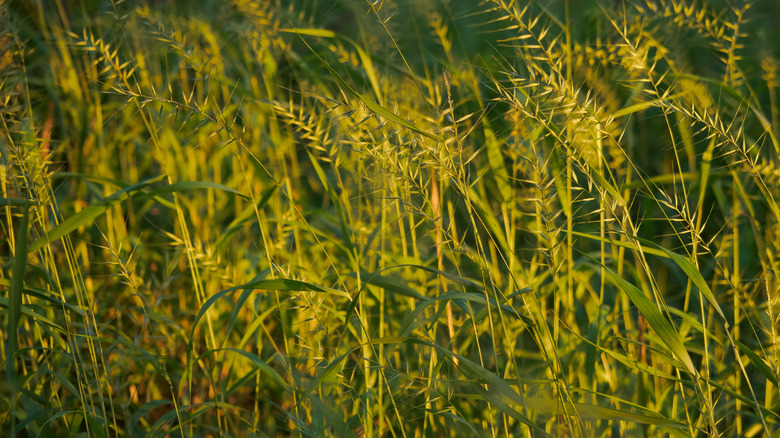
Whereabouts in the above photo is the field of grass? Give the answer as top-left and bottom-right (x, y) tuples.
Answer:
(2, 0), (779, 436)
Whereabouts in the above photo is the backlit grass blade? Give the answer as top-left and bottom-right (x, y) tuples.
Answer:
(483, 123), (512, 203)
(7, 205), (29, 386)
(612, 94), (683, 118)
(465, 185), (514, 257)
(593, 261), (697, 377)
(571, 328), (682, 382)
(278, 28), (336, 38)
(140, 180), (248, 200)
(522, 397), (685, 428)
(734, 340), (779, 386)
(28, 175), (166, 252)
(305, 149), (355, 257)
(347, 271), (425, 300)
(309, 395), (359, 438)
(215, 184), (277, 250)
(29, 176), (248, 252)
(0, 296), (65, 333)
(0, 279), (85, 316)
(194, 348), (286, 388)
(575, 231), (727, 323)
(358, 93), (444, 142)
(634, 237), (727, 322)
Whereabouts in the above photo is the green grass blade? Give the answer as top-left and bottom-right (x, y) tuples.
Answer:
(215, 184), (277, 250)
(279, 28), (381, 100)
(29, 175), (166, 252)
(734, 340), (779, 386)
(484, 125), (512, 204)
(358, 93), (443, 142)
(7, 206), (29, 386)
(0, 296), (66, 333)
(347, 271), (425, 300)
(196, 348), (286, 387)
(29, 176), (246, 252)
(309, 395), (359, 438)
(0, 198), (37, 207)
(634, 237), (727, 322)
(140, 180), (248, 200)
(593, 261), (697, 377)
(0, 279), (85, 316)
(571, 328), (683, 382)
(400, 264), (486, 293)
(305, 149), (355, 257)
(575, 231), (727, 323)
(523, 397), (685, 428)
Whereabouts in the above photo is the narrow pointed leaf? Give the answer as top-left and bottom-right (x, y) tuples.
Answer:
(598, 263), (697, 376)
(29, 175), (165, 252)
(7, 206), (29, 385)
(735, 341), (778, 386)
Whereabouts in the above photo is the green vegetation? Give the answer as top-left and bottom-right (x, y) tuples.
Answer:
(2, 0), (779, 436)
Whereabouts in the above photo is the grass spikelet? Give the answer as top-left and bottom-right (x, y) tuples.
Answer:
(2, 0), (779, 436)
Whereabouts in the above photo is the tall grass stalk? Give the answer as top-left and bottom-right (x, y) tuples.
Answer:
(2, 0), (779, 436)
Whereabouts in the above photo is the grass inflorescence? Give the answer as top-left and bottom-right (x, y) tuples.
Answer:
(1, 0), (779, 436)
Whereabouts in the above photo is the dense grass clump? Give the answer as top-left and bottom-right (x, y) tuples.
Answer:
(2, 0), (779, 436)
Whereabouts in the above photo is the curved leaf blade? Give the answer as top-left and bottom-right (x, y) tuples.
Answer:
(599, 263), (697, 377)
(29, 175), (165, 252)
